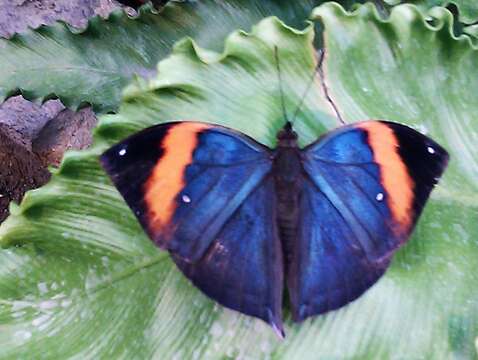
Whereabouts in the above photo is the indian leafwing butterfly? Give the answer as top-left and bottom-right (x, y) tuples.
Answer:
(100, 48), (449, 338)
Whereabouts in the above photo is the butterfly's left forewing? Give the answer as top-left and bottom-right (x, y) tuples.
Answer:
(101, 122), (272, 262)
(288, 121), (449, 321)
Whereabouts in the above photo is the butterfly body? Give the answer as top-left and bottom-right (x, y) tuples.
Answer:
(272, 122), (303, 269)
(101, 119), (448, 337)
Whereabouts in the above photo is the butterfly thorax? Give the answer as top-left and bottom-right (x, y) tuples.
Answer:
(274, 123), (303, 268)
(274, 123), (301, 181)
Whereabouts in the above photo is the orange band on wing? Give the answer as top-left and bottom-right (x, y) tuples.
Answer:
(143, 122), (210, 239)
(357, 122), (415, 231)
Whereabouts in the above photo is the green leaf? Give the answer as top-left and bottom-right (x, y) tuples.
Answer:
(0, 0), (341, 113)
(384, 0), (478, 24)
(1, 2), (478, 358)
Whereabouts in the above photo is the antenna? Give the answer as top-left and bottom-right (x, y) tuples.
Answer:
(290, 49), (324, 125)
(274, 46), (290, 125)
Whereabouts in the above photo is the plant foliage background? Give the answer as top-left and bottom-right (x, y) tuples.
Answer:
(0, 0), (477, 358)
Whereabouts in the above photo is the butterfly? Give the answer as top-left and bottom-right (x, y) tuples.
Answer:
(100, 49), (449, 338)
(100, 117), (448, 337)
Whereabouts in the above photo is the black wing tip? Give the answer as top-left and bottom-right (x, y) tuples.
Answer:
(384, 121), (450, 215)
(99, 144), (119, 174)
(99, 137), (139, 179)
(380, 120), (450, 162)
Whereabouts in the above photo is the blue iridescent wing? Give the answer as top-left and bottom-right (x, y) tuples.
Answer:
(101, 122), (272, 261)
(101, 122), (284, 333)
(173, 175), (284, 336)
(289, 121), (449, 321)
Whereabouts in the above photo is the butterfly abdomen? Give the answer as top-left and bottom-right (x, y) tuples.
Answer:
(273, 145), (303, 268)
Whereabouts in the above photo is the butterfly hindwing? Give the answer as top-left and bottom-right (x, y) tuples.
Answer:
(173, 175), (284, 335)
(287, 176), (390, 320)
(288, 120), (449, 321)
(100, 122), (272, 262)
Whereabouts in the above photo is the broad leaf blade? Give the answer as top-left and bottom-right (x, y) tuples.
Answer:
(1, 3), (477, 359)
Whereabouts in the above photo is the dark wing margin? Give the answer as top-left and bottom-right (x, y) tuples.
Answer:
(288, 120), (448, 321)
(173, 176), (285, 336)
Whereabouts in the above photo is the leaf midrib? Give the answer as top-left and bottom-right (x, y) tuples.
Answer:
(87, 253), (169, 295)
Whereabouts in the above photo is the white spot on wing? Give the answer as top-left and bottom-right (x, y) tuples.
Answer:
(182, 195), (191, 203)
(427, 146), (435, 154)
(118, 148), (127, 156)
(376, 193), (384, 201)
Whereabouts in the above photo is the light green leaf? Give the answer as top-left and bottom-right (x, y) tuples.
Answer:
(1, 2), (477, 358)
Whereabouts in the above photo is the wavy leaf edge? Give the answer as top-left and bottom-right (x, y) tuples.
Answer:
(0, 1), (477, 112)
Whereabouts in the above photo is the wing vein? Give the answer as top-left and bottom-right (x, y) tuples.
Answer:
(189, 164), (272, 259)
(304, 166), (378, 261)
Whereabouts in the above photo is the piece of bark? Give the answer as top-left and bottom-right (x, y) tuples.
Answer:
(0, 0), (121, 38)
(0, 96), (64, 149)
(0, 0), (125, 224)
(33, 107), (98, 167)
(0, 124), (50, 223)
(0, 101), (98, 223)
(0, 96), (64, 222)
